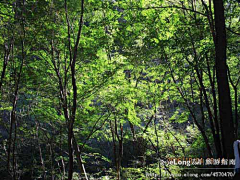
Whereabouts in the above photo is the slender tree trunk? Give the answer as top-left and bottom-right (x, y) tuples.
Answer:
(154, 104), (161, 179)
(36, 122), (47, 180)
(199, 87), (205, 130)
(117, 123), (123, 180)
(233, 87), (238, 137)
(67, 128), (74, 180)
(64, 0), (84, 178)
(0, 42), (12, 90)
(49, 142), (55, 180)
(73, 135), (88, 180)
(7, 36), (24, 179)
(12, 119), (18, 180)
(206, 56), (219, 143)
(110, 121), (117, 179)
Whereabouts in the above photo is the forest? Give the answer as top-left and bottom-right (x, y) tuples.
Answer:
(0, 0), (239, 179)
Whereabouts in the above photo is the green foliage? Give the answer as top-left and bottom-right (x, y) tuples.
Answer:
(0, 0), (239, 179)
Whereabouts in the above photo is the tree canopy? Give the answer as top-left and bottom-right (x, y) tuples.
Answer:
(0, 0), (239, 179)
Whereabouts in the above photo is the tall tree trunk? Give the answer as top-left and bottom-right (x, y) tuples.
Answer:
(213, 0), (235, 158)
(63, 0), (84, 179)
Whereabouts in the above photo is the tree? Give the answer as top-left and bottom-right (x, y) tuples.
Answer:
(0, 0), (239, 179)
(213, 0), (235, 158)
